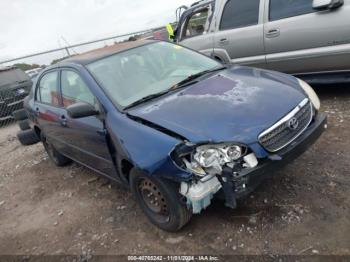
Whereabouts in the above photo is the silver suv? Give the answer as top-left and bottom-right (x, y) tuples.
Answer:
(174, 0), (350, 83)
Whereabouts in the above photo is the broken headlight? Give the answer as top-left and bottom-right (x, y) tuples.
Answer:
(182, 143), (247, 176)
(297, 78), (320, 111)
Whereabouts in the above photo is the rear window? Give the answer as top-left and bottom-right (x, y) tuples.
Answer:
(0, 68), (29, 86)
(269, 0), (315, 21)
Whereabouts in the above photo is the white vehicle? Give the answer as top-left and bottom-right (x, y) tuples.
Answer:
(25, 68), (42, 80)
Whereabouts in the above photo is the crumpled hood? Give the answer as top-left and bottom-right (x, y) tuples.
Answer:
(128, 66), (307, 144)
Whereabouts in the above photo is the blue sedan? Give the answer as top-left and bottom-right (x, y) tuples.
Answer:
(25, 40), (327, 231)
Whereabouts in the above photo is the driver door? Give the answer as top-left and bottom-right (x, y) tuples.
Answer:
(56, 69), (116, 178)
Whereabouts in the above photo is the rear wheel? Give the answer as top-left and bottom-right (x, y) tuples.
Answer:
(18, 119), (31, 131)
(130, 169), (192, 232)
(41, 133), (71, 166)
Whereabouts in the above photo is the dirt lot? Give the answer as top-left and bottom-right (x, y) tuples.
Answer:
(0, 86), (349, 257)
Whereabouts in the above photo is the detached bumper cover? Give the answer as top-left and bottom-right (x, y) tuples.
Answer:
(225, 112), (327, 200)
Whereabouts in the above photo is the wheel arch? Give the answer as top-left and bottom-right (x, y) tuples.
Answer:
(119, 158), (134, 183)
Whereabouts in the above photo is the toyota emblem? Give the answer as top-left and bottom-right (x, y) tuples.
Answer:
(288, 117), (299, 130)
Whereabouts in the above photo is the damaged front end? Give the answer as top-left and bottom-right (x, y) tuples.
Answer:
(171, 109), (327, 215)
(171, 142), (259, 214)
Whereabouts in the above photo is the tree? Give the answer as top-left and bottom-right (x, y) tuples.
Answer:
(14, 63), (42, 71)
(50, 55), (76, 65)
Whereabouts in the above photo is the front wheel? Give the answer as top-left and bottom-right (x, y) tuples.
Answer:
(129, 169), (192, 232)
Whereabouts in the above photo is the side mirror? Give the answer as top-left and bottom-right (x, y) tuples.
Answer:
(66, 102), (99, 119)
(313, 0), (344, 10)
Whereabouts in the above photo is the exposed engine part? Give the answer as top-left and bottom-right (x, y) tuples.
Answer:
(183, 158), (206, 176)
(180, 152), (260, 212)
(180, 176), (222, 214)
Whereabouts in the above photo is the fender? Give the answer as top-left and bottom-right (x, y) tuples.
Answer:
(105, 110), (193, 182)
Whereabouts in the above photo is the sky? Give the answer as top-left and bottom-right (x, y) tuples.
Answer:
(0, 0), (194, 65)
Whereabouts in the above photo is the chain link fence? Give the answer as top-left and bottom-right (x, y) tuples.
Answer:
(0, 27), (170, 130)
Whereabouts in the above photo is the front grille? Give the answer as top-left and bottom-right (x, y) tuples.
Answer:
(0, 89), (28, 104)
(0, 89), (28, 118)
(258, 98), (313, 152)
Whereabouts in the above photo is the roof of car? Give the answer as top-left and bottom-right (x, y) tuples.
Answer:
(62, 39), (157, 65)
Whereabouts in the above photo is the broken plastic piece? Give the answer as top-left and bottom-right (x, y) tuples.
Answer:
(217, 166), (237, 209)
(243, 153), (258, 168)
(268, 154), (283, 161)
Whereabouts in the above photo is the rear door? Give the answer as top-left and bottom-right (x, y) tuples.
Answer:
(56, 69), (116, 177)
(178, 2), (215, 58)
(34, 70), (63, 148)
(213, 0), (266, 67)
(264, 0), (350, 74)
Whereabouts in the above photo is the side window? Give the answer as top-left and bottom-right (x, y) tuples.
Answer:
(182, 8), (209, 39)
(37, 71), (60, 106)
(220, 0), (260, 31)
(270, 0), (315, 21)
(60, 70), (96, 107)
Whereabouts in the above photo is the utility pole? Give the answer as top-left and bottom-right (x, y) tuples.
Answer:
(65, 47), (71, 57)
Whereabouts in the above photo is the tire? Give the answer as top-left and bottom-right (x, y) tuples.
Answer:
(41, 133), (71, 167)
(12, 109), (28, 121)
(18, 119), (31, 131)
(130, 169), (192, 232)
(17, 129), (40, 146)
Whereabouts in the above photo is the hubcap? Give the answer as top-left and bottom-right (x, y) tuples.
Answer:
(138, 178), (169, 219)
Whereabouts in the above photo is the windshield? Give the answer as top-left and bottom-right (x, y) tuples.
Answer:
(0, 68), (30, 87)
(87, 41), (221, 108)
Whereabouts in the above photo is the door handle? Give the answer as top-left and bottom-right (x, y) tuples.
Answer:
(266, 29), (280, 38)
(59, 115), (67, 127)
(35, 107), (40, 116)
(219, 38), (229, 45)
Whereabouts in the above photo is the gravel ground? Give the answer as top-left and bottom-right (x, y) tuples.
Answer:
(0, 86), (349, 257)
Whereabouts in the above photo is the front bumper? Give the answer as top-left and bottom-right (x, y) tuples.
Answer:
(225, 112), (328, 201)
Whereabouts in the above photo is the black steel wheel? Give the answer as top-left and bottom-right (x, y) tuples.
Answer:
(130, 169), (192, 232)
(139, 177), (170, 223)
